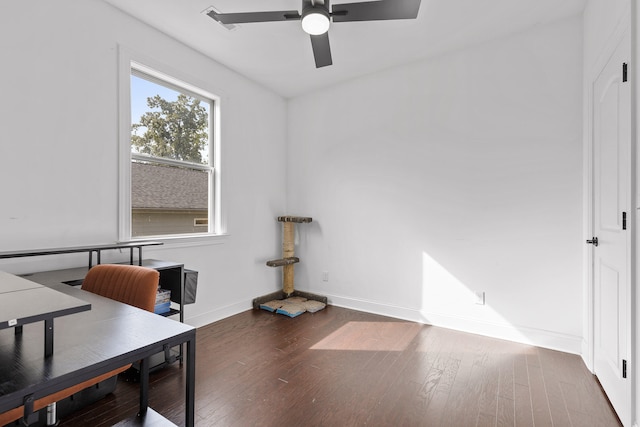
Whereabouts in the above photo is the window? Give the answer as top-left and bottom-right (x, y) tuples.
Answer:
(124, 62), (220, 239)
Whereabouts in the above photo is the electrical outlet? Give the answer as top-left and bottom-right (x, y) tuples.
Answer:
(322, 271), (329, 282)
(474, 291), (485, 305)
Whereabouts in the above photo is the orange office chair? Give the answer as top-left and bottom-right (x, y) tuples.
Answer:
(0, 264), (160, 426)
(81, 264), (159, 312)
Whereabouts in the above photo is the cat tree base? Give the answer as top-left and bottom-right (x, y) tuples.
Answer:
(253, 290), (328, 317)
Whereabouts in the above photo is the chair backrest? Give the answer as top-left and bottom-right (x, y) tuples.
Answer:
(81, 264), (159, 312)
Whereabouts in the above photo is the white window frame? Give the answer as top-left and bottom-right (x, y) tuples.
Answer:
(118, 48), (224, 242)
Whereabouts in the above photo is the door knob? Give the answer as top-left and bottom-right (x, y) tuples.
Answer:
(586, 237), (599, 247)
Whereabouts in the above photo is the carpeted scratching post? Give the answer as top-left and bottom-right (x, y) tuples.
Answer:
(253, 216), (327, 317)
(281, 218), (296, 295)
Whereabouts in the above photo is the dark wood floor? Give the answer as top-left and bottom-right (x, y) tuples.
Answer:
(60, 306), (621, 426)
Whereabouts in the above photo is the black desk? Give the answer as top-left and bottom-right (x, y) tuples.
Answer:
(25, 261), (188, 371)
(0, 271), (91, 357)
(0, 278), (196, 426)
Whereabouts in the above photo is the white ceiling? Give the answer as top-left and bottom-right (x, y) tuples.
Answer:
(102, 0), (586, 98)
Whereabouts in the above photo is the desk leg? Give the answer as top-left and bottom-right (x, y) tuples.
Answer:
(138, 357), (149, 418)
(44, 319), (53, 357)
(186, 337), (195, 427)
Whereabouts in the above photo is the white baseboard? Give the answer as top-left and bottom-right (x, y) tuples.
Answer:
(184, 299), (252, 329)
(326, 293), (582, 355)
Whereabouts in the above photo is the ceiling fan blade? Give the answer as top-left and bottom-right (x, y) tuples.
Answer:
(207, 10), (301, 25)
(310, 33), (332, 68)
(331, 0), (421, 22)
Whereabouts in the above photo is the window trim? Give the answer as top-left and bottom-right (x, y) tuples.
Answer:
(118, 47), (224, 243)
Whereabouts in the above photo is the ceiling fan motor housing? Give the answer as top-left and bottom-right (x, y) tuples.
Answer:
(301, 3), (331, 35)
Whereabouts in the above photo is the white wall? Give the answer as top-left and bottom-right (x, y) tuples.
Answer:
(636, 3), (640, 425)
(0, 0), (288, 327)
(287, 16), (584, 353)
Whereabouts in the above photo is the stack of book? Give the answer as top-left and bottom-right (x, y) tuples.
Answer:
(154, 288), (171, 314)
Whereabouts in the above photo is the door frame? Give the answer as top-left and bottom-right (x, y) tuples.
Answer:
(584, 7), (636, 426)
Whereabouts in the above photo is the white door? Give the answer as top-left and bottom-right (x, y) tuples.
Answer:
(592, 32), (631, 426)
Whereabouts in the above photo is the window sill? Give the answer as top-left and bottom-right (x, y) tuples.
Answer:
(125, 233), (228, 250)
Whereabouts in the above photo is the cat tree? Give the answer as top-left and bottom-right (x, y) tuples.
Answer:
(252, 216), (327, 317)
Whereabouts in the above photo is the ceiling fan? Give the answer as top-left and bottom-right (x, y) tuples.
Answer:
(207, 0), (422, 68)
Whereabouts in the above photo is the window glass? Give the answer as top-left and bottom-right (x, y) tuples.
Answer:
(130, 70), (214, 238)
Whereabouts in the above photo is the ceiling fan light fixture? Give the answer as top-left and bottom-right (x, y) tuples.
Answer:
(301, 8), (330, 35)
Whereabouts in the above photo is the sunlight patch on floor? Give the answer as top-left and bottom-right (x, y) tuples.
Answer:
(310, 321), (422, 351)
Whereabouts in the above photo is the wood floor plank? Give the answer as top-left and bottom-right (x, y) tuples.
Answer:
(497, 354), (515, 400)
(57, 306), (622, 427)
(527, 363), (553, 426)
(476, 364), (499, 418)
(496, 396), (515, 427)
(536, 348), (573, 426)
(514, 382), (535, 427)
(419, 365), (445, 408)
(513, 353), (530, 386)
(476, 412), (496, 427)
